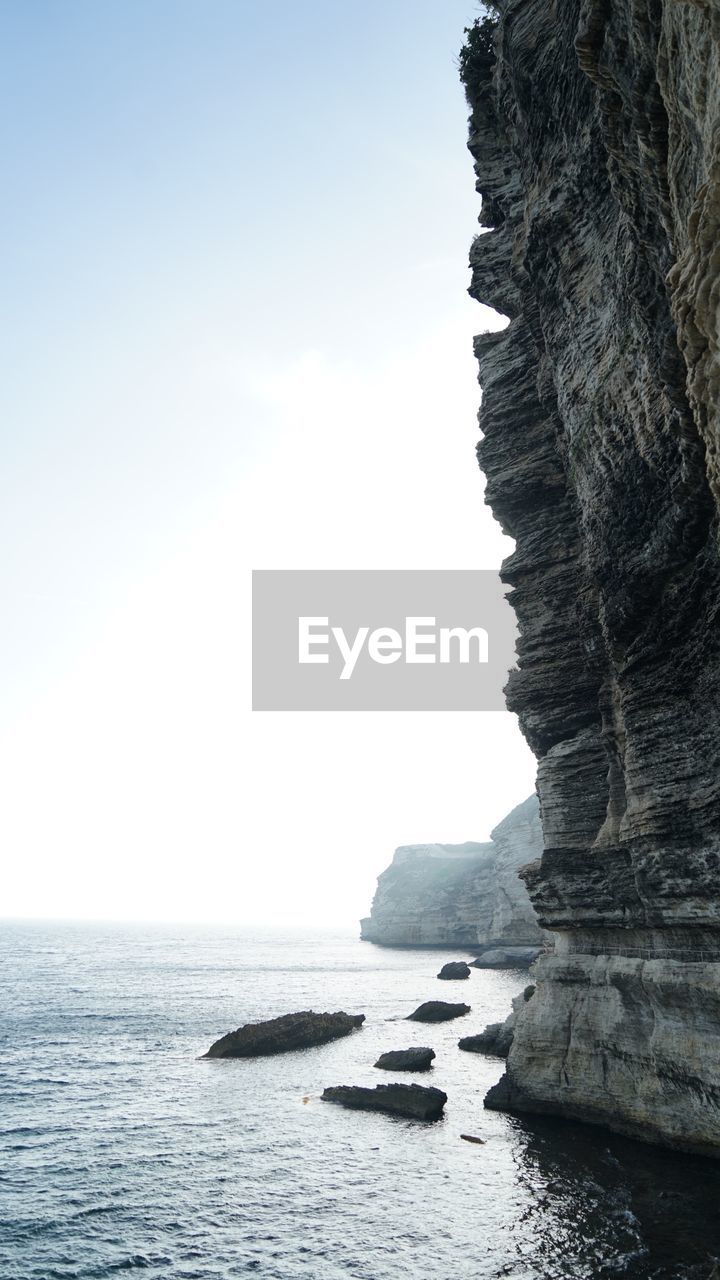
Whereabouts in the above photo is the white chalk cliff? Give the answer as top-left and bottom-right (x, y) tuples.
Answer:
(361, 795), (544, 954)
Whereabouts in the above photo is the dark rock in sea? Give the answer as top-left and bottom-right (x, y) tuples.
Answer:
(204, 1010), (365, 1058)
(437, 961), (471, 980)
(407, 1001), (470, 1023)
(374, 1047), (435, 1071)
(483, 1073), (512, 1113)
(459, 987), (534, 1059)
(459, 1022), (514, 1059)
(322, 1083), (447, 1121)
(470, 947), (541, 970)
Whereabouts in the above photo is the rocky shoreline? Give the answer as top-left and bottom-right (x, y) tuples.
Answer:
(202, 956), (533, 1126)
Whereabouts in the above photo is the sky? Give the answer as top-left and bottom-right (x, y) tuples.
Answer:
(0, 0), (536, 926)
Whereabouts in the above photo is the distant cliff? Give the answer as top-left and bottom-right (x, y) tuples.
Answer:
(361, 795), (543, 952)
(462, 0), (720, 1155)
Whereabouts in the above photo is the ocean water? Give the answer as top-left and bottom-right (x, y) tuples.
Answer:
(2, 922), (720, 1280)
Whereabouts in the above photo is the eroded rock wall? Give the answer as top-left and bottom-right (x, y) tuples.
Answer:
(361, 795), (544, 949)
(464, 0), (720, 1154)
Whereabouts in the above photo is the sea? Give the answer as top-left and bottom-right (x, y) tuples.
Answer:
(2, 920), (719, 1280)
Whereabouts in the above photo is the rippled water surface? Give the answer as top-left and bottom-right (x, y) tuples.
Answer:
(2, 921), (720, 1279)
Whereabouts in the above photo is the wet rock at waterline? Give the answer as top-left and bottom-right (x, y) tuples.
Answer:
(204, 1010), (365, 1058)
(407, 1001), (470, 1023)
(437, 961), (471, 980)
(322, 1083), (447, 1121)
(459, 987), (535, 1059)
(459, 1022), (514, 1059)
(374, 1047), (435, 1071)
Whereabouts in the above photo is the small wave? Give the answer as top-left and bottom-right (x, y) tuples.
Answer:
(68, 1204), (118, 1222)
(83, 1255), (162, 1275)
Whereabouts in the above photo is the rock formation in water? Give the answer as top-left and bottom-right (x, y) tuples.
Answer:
(360, 794), (544, 955)
(459, 986), (535, 1059)
(374, 1047), (436, 1071)
(407, 1000), (471, 1023)
(459, 1019), (514, 1060)
(437, 961), (472, 979)
(322, 1083), (447, 1121)
(204, 1011), (365, 1058)
(461, 0), (720, 1155)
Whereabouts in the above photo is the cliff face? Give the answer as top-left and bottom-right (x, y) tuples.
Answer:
(464, 0), (720, 1154)
(487, 794), (545, 950)
(361, 795), (544, 951)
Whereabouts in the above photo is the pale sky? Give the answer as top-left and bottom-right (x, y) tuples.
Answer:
(0, 0), (536, 926)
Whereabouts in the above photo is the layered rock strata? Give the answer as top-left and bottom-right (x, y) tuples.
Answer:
(471, 946), (540, 969)
(361, 794), (544, 951)
(462, 0), (720, 1154)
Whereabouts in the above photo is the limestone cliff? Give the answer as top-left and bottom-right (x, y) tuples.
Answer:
(361, 795), (544, 952)
(462, 0), (720, 1155)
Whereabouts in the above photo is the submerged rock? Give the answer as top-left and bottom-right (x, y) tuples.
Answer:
(374, 1047), (435, 1071)
(407, 1001), (470, 1023)
(437, 961), (471, 980)
(322, 1083), (447, 1121)
(204, 1010), (365, 1058)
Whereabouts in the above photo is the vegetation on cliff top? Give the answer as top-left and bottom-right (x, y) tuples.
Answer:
(458, 4), (500, 98)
